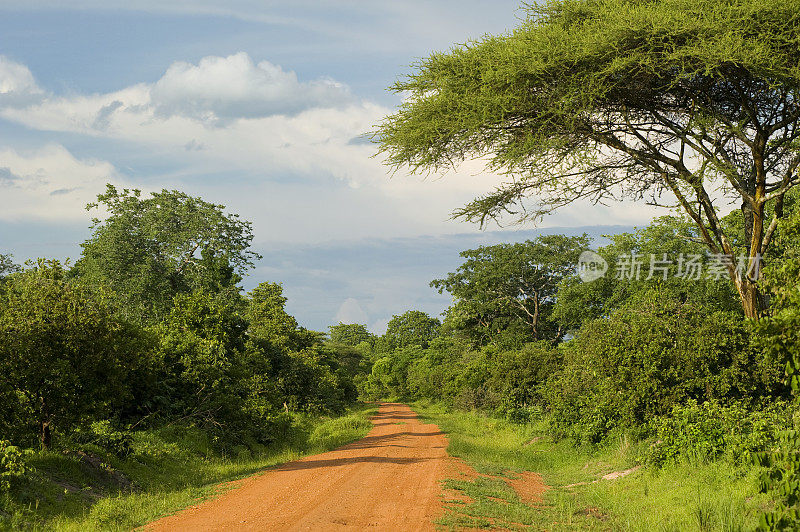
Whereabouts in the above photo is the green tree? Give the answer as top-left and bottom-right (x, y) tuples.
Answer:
(432, 234), (589, 344)
(76, 185), (260, 324)
(377, 0), (800, 318)
(246, 282), (321, 351)
(383, 310), (440, 349)
(553, 216), (740, 329)
(328, 323), (374, 347)
(0, 261), (143, 448)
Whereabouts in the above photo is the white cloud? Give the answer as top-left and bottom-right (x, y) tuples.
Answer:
(0, 53), (511, 230)
(334, 297), (368, 324)
(0, 144), (119, 221)
(0, 53), (673, 242)
(0, 56), (44, 106)
(0, 53), (381, 182)
(151, 52), (352, 122)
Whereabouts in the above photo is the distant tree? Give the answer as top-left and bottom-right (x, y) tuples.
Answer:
(377, 0), (800, 318)
(328, 323), (373, 347)
(0, 261), (142, 448)
(76, 185), (260, 323)
(384, 310), (440, 349)
(432, 234), (589, 344)
(0, 254), (19, 279)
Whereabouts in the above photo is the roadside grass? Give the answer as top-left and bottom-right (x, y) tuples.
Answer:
(413, 401), (771, 531)
(0, 403), (376, 531)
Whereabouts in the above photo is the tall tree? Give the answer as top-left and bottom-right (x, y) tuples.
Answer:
(432, 234), (588, 344)
(246, 282), (321, 351)
(76, 185), (260, 323)
(377, 0), (800, 318)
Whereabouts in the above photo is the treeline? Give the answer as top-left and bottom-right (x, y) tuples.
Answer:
(0, 185), (367, 457)
(349, 199), (799, 463)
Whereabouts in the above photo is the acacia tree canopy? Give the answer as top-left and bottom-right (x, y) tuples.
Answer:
(377, 0), (800, 318)
(0, 254), (19, 279)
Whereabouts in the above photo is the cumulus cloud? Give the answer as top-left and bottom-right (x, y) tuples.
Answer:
(0, 53), (388, 188)
(0, 54), (667, 241)
(150, 52), (352, 122)
(0, 145), (119, 221)
(334, 297), (369, 324)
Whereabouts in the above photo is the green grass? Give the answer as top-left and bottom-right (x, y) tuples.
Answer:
(412, 401), (771, 531)
(0, 403), (376, 531)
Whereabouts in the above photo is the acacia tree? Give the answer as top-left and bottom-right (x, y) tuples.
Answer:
(377, 0), (800, 318)
(0, 254), (19, 279)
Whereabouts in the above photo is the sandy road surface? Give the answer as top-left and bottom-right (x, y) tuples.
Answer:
(146, 403), (452, 531)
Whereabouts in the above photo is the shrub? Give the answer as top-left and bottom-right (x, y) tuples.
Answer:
(0, 440), (30, 491)
(647, 400), (791, 467)
(76, 421), (134, 458)
(0, 261), (145, 449)
(545, 287), (783, 443)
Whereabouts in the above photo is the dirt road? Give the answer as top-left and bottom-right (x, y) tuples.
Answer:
(146, 403), (452, 531)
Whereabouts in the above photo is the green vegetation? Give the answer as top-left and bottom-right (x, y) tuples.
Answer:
(4, 1), (800, 529)
(370, 1), (800, 525)
(0, 187), (374, 529)
(416, 403), (772, 531)
(352, 211), (799, 530)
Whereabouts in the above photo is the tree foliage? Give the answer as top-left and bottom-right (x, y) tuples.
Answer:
(432, 234), (589, 344)
(384, 310), (441, 349)
(377, 0), (800, 317)
(76, 185), (260, 324)
(328, 323), (374, 347)
(0, 254), (19, 279)
(0, 261), (144, 448)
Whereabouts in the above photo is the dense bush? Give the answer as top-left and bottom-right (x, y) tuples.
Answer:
(0, 190), (370, 459)
(0, 261), (145, 449)
(647, 400), (792, 467)
(73, 420), (135, 458)
(545, 288), (783, 443)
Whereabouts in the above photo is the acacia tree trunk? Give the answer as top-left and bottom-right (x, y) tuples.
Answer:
(737, 277), (761, 320)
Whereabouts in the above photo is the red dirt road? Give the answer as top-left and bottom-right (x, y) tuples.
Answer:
(146, 403), (453, 531)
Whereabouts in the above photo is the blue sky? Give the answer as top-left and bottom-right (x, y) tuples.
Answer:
(0, 2), (663, 332)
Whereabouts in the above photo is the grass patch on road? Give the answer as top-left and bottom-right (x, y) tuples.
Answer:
(413, 401), (770, 531)
(1, 403), (376, 531)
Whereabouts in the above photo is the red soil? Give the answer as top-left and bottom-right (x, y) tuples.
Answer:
(146, 403), (457, 531)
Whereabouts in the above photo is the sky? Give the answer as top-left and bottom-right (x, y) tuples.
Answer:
(0, 1), (666, 333)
